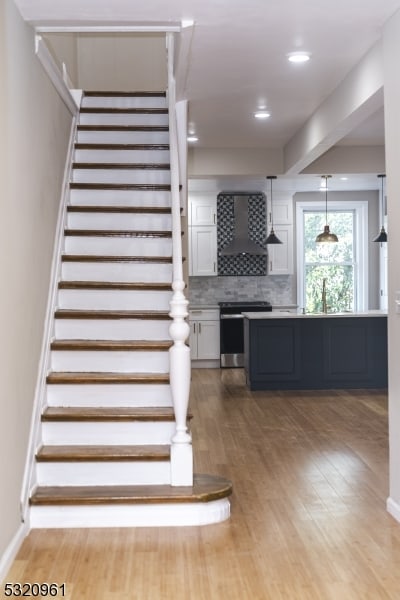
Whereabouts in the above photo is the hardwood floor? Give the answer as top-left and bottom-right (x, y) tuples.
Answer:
(4, 369), (400, 599)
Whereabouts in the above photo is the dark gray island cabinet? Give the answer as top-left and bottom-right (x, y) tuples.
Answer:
(243, 312), (388, 390)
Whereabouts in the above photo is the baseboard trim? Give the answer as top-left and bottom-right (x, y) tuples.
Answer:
(30, 498), (230, 529)
(191, 360), (220, 369)
(0, 523), (29, 584)
(387, 496), (400, 522)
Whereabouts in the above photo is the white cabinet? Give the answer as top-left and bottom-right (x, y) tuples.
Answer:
(189, 226), (217, 276)
(189, 196), (217, 226)
(189, 309), (220, 362)
(267, 195), (294, 275)
(188, 194), (217, 276)
(268, 225), (294, 275)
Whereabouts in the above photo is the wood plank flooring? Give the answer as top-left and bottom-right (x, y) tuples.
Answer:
(4, 369), (400, 599)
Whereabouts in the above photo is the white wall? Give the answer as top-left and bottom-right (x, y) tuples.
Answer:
(383, 8), (400, 518)
(0, 0), (72, 566)
(188, 147), (284, 178)
(45, 33), (78, 87)
(77, 33), (167, 91)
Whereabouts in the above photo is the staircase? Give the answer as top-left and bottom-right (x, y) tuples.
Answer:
(28, 91), (232, 528)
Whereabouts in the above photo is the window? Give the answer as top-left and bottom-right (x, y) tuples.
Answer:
(296, 200), (369, 313)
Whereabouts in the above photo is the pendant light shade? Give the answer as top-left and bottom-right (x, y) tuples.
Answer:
(373, 174), (387, 243)
(315, 175), (338, 243)
(266, 175), (282, 245)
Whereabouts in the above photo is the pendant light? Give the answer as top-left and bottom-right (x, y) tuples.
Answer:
(315, 175), (338, 243)
(373, 174), (387, 243)
(266, 175), (282, 244)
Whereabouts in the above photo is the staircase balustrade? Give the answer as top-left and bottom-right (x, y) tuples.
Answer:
(166, 33), (193, 486)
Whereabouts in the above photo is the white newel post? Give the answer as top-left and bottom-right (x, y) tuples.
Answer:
(167, 32), (193, 486)
(169, 282), (193, 485)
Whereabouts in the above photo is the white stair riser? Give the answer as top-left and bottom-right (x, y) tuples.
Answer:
(69, 189), (171, 207)
(79, 113), (168, 127)
(67, 212), (172, 231)
(57, 289), (172, 311)
(74, 149), (170, 164)
(64, 236), (172, 256)
(36, 461), (171, 486)
(81, 97), (167, 109)
(46, 383), (173, 408)
(41, 421), (176, 445)
(50, 350), (169, 373)
(61, 261), (172, 283)
(29, 499), (231, 528)
(76, 131), (169, 144)
(54, 318), (172, 341)
(72, 169), (170, 185)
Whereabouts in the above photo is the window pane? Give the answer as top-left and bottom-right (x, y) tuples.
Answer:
(305, 264), (354, 313)
(304, 211), (354, 263)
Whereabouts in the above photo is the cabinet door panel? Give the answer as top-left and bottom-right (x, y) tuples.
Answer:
(197, 321), (220, 359)
(190, 227), (217, 276)
(188, 321), (198, 359)
(189, 197), (216, 226)
(268, 226), (293, 275)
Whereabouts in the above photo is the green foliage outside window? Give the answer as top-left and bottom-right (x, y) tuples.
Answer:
(304, 211), (355, 313)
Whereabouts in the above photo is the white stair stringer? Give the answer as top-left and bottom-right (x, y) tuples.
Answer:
(29, 90), (232, 528)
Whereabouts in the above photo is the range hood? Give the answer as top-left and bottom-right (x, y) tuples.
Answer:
(220, 195), (267, 256)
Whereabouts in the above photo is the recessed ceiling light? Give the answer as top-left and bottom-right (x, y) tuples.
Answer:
(254, 111), (271, 119)
(287, 51), (311, 63)
(187, 135), (199, 142)
(340, 177), (348, 181)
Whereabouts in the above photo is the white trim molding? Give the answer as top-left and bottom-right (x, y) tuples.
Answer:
(387, 497), (400, 523)
(0, 523), (29, 584)
(20, 116), (78, 525)
(35, 35), (78, 115)
(296, 199), (369, 312)
(35, 24), (181, 34)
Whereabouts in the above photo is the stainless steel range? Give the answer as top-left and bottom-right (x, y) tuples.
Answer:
(219, 301), (272, 367)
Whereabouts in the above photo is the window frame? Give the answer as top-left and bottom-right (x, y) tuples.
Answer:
(296, 200), (369, 312)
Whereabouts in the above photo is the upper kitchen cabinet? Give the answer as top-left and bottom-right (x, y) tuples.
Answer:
(267, 194), (294, 275)
(189, 195), (217, 226)
(189, 194), (217, 276)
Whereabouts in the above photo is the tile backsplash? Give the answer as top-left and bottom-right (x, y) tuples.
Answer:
(189, 275), (296, 306)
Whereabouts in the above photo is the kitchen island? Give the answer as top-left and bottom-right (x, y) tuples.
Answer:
(243, 310), (388, 390)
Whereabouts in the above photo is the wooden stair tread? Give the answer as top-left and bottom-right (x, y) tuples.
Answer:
(54, 309), (170, 320)
(58, 281), (171, 291)
(50, 340), (172, 351)
(80, 107), (168, 114)
(83, 91), (166, 97)
(30, 474), (232, 505)
(77, 125), (168, 132)
(61, 255), (173, 263)
(70, 183), (174, 191)
(64, 229), (172, 237)
(67, 206), (172, 213)
(72, 162), (170, 170)
(74, 143), (169, 150)
(46, 372), (170, 384)
(42, 406), (177, 421)
(36, 444), (170, 462)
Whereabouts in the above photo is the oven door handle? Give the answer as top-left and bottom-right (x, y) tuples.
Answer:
(220, 314), (244, 319)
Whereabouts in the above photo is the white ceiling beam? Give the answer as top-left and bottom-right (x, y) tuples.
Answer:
(34, 23), (181, 33)
(302, 145), (385, 175)
(283, 41), (384, 175)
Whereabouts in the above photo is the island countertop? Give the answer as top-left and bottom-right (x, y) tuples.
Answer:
(243, 309), (387, 319)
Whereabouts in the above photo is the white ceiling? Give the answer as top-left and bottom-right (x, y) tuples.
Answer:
(15, 0), (399, 191)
